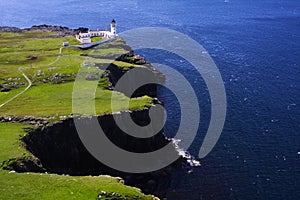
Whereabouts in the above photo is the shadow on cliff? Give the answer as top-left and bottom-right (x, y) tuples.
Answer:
(10, 110), (185, 198)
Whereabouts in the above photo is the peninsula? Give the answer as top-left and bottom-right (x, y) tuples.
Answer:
(0, 24), (184, 200)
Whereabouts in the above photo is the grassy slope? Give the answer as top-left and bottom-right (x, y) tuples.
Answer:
(0, 123), (154, 200)
(0, 31), (156, 199)
(0, 82), (152, 117)
(0, 31), (153, 116)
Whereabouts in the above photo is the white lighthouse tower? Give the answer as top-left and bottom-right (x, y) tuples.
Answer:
(110, 19), (116, 35)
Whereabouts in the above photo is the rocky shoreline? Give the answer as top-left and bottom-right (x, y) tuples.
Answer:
(0, 24), (88, 37)
(0, 115), (71, 127)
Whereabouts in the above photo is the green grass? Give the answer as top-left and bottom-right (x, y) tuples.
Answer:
(113, 61), (146, 71)
(0, 31), (57, 41)
(89, 48), (128, 57)
(91, 36), (103, 43)
(0, 32), (80, 79)
(0, 123), (156, 200)
(0, 31), (153, 117)
(0, 172), (155, 200)
(0, 82), (152, 117)
(0, 86), (26, 105)
(0, 123), (30, 162)
(0, 31), (157, 199)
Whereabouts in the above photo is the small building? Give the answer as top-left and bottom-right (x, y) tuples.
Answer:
(76, 33), (92, 44)
(83, 62), (91, 67)
(63, 42), (69, 47)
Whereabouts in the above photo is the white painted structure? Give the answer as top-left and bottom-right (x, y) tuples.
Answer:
(111, 19), (116, 35)
(76, 20), (117, 44)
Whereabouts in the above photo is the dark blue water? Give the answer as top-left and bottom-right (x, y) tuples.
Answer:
(1, 0), (299, 199)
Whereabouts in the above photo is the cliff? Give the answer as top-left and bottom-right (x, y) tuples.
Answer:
(8, 110), (183, 197)
(0, 27), (184, 198)
(4, 109), (185, 198)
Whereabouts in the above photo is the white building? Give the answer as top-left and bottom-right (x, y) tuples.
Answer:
(76, 20), (117, 44)
(111, 19), (116, 34)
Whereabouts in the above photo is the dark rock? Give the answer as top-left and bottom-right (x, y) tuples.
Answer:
(0, 25), (83, 37)
(105, 62), (164, 98)
(74, 27), (89, 34)
(15, 110), (185, 198)
(27, 56), (38, 60)
(2, 156), (45, 173)
(0, 116), (51, 126)
(0, 88), (11, 92)
(0, 26), (23, 33)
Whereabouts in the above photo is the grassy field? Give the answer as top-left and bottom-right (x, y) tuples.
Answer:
(0, 86), (26, 105)
(0, 31), (157, 199)
(0, 31), (153, 116)
(0, 123), (155, 200)
(92, 36), (103, 42)
(0, 31), (79, 78)
(0, 81), (152, 117)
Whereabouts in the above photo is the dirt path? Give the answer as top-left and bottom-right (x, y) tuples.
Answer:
(0, 47), (64, 108)
(0, 67), (32, 108)
(48, 47), (63, 66)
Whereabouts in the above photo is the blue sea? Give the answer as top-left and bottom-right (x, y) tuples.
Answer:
(1, 0), (299, 199)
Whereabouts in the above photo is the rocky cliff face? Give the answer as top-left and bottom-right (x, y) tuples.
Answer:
(15, 110), (184, 197)
(0, 25), (87, 37)
(105, 62), (164, 98)
(96, 44), (165, 98)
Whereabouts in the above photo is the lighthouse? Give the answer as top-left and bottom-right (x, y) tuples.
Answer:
(110, 19), (116, 35)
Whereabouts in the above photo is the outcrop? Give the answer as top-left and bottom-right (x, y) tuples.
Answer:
(13, 111), (185, 197)
(0, 25), (87, 37)
(0, 26), (188, 198)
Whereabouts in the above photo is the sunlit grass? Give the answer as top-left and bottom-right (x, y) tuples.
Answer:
(0, 122), (155, 200)
(0, 81), (152, 117)
(0, 30), (157, 200)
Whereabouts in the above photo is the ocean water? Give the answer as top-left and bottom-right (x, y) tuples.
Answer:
(1, 0), (299, 199)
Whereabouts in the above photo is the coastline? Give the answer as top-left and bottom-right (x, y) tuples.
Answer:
(0, 25), (190, 199)
(0, 24), (84, 37)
